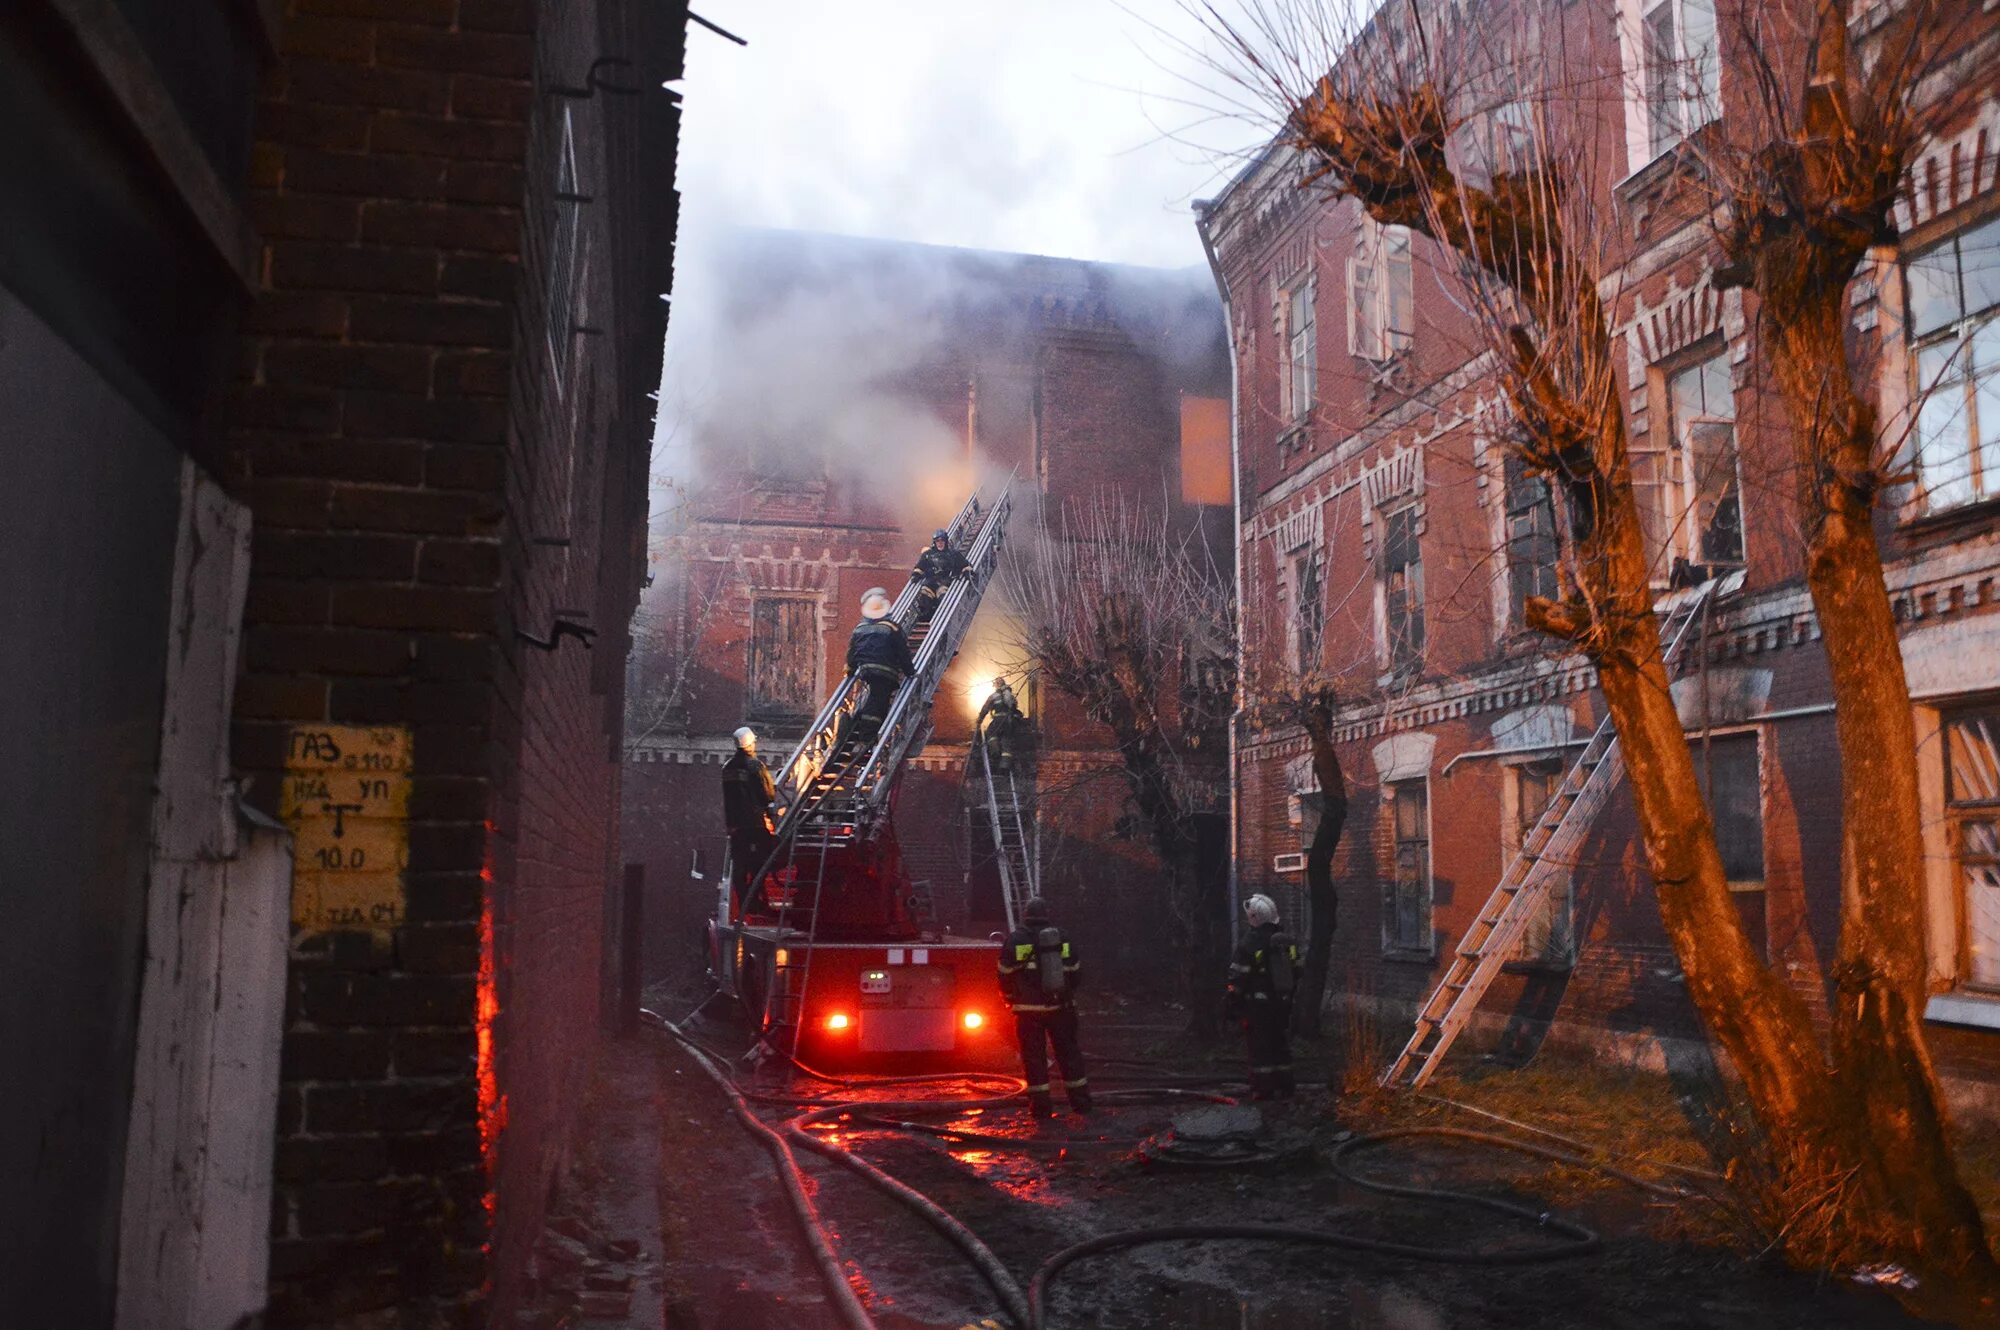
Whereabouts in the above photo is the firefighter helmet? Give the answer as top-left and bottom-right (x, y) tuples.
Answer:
(1244, 894), (1279, 926)
(932, 528), (949, 545)
(860, 586), (893, 620)
(732, 725), (756, 749)
(1021, 896), (1052, 926)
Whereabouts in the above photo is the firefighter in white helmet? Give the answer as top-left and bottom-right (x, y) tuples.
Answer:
(720, 725), (776, 913)
(1226, 893), (1299, 1098)
(842, 587), (914, 748)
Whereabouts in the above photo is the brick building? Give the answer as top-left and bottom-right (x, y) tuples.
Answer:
(5, 1), (684, 1325)
(624, 229), (1231, 993)
(1200, 0), (2000, 1110)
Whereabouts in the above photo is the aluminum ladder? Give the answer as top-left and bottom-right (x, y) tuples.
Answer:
(1380, 578), (1721, 1090)
(975, 735), (1039, 929)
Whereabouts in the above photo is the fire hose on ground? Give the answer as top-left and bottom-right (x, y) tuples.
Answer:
(643, 1005), (1703, 1330)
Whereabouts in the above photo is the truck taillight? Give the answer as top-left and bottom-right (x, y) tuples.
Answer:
(961, 1011), (984, 1030)
(825, 1012), (851, 1031)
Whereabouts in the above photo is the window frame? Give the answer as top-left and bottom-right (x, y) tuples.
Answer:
(1629, 0), (1721, 165)
(1506, 756), (1576, 968)
(1690, 728), (1765, 893)
(1943, 705), (2000, 991)
(1349, 217), (1415, 363)
(1502, 454), (1560, 629)
(1905, 216), (2000, 517)
(544, 106), (583, 401)
(1384, 778), (1435, 956)
(1285, 277), (1317, 423)
(1380, 503), (1425, 673)
(1662, 346), (1745, 573)
(744, 593), (822, 721)
(1290, 546), (1325, 673)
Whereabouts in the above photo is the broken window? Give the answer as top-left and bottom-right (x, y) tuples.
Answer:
(1385, 780), (1433, 953)
(1350, 217), (1414, 362)
(1908, 215), (2000, 515)
(1667, 351), (1743, 570)
(1638, 0), (1720, 158)
(1692, 732), (1764, 889)
(1382, 505), (1425, 672)
(1292, 549), (1325, 673)
(1285, 279), (1317, 422)
(1945, 707), (2000, 988)
(746, 596), (819, 720)
(1509, 758), (1575, 966)
(1503, 454), (1559, 628)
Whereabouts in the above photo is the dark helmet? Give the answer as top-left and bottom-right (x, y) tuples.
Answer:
(1022, 897), (1052, 926)
(932, 528), (949, 545)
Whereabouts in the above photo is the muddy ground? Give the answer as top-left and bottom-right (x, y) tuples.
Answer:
(529, 995), (1997, 1329)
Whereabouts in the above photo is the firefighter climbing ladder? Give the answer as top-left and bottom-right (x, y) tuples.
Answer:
(748, 482), (1015, 1055)
(975, 735), (1039, 929)
(1381, 579), (1722, 1091)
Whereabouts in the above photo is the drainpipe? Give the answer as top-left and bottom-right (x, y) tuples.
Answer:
(1195, 201), (1243, 946)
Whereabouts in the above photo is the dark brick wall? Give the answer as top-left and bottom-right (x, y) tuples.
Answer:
(209, 0), (681, 1323)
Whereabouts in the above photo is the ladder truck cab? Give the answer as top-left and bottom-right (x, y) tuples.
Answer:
(708, 485), (1041, 1068)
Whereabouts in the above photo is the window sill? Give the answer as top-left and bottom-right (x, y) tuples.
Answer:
(1380, 946), (1437, 965)
(1924, 991), (2000, 1031)
(1896, 492), (2000, 540)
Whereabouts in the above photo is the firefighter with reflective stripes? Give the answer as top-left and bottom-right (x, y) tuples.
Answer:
(1226, 894), (1299, 1098)
(997, 897), (1091, 1118)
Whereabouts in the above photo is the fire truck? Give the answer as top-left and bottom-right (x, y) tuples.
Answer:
(708, 484), (1041, 1066)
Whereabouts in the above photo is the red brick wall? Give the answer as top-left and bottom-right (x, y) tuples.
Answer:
(211, 1), (679, 1322)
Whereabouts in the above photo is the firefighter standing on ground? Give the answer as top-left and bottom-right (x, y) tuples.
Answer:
(720, 726), (776, 914)
(998, 897), (1092, 1118)
(1226, 893), (1299, 1098)
(911, 528), (970, 623)
(844, 587), (915, 746)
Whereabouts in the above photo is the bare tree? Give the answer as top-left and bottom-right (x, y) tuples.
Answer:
(1000, 489), (1236, 1034)
(1196, 0), (1995, 1294)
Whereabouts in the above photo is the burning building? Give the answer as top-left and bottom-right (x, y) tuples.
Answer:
(624, 228), (1232, 995)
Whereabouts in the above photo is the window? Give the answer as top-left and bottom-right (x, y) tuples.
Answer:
(1692, 733), (1764, 889)
(1382, 506), (1425, 672)
(1350, 218), (1414, 362)
(1908, 216), (2000, 514)
(1291, 549), (1325, 672)
(746, 596), (819, 720)
(1285, 280), (1317, 422)
(1945, 708), (2000, 989)
(1462, 99), (1539, 189)
(545, 107), (582, 399)
(1666, 351), (1743, 569)
(1386, 781), (1433, 953)
(1511, 759), (1575, 965)
(1640, 0), (1719, 158)
(1503, 455), (1559, 627)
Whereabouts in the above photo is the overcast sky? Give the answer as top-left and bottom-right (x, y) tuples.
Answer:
(670, 2), (1262, 272)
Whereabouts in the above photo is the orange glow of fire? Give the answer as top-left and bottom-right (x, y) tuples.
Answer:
(476, 834), (506, 1224)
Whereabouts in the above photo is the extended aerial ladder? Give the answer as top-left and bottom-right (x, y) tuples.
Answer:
(973, 732), (1040, 930)
(1381, 578), (1723, 1090)
(733, 483), (1014, 1057)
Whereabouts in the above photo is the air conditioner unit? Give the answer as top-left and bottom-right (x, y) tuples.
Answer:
(1272, 852), (1306, 873)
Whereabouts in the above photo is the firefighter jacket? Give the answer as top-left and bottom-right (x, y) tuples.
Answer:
(1226, 921), (1298, 1015)
(976, 686), (1022, 733)
(846, 618), (915, 678)
(912, 544), (970, 586)
(998, 925), (1081, 1013)
(720, 749), (775, 835)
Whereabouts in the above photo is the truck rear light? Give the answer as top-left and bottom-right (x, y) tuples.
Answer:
(825, 1012), (852, 1031)
(961, 1011), (984, 1030)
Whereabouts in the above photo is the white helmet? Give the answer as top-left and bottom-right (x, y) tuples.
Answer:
(1243, 894), (1279, 926)
(860, 586), (893, 621)
(732, 725), (757, 750)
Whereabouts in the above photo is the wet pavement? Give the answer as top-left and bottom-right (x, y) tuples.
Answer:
(602, 1001), (1945, 1330)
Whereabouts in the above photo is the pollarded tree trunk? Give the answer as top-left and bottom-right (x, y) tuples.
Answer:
(1293, 691), (1348, 1040)
(1751, 263), (1995, 1279)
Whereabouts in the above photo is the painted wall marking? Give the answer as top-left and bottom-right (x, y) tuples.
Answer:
(283, 725), (411, 932)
